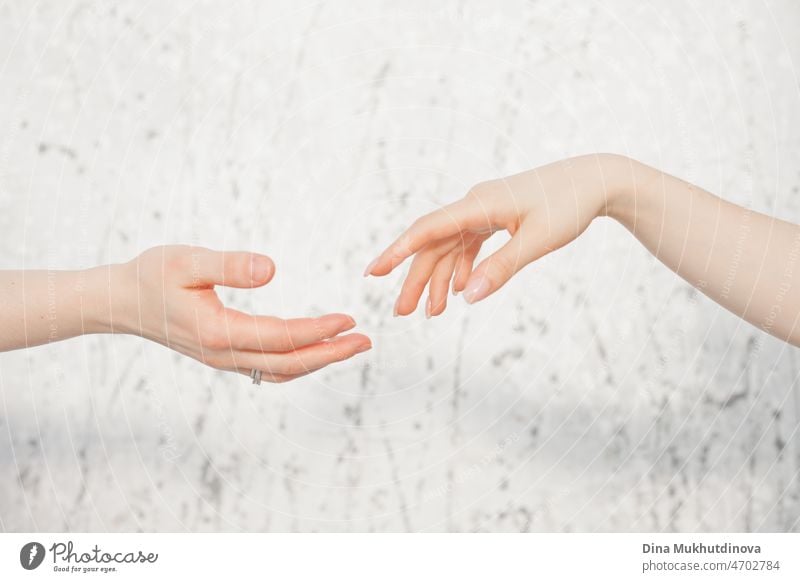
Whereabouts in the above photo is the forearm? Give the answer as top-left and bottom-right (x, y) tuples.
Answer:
(0, 264), (131, 351)
(606, 157), (800, 346)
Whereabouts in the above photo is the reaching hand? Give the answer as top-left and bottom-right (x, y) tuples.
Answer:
(364, 154), (624, 317)
(115, 245), (371, 382)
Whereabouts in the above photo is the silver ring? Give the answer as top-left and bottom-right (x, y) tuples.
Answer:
(250, 369), (262, 385)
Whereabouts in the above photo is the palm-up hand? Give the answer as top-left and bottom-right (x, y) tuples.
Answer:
(117, 245), (371, 382)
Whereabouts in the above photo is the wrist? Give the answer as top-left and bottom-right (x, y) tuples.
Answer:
(599, 154), (658, 229)
(79, 261), (137, 335)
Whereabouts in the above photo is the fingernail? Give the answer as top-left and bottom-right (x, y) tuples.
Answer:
(251, 255), (271, 282)
(393, 297), (400, 317)
(341, 316), (356, 331)
(452, 286), (459, 296)
(355, 342), (372, 354)
(463, 276), (490, 304)
(425, 297), (432, 319)
(363, 258), (378, 277)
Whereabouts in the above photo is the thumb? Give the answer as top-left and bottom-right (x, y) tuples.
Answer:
(189, 248), (275, 288)
(462, 228), (539, 304)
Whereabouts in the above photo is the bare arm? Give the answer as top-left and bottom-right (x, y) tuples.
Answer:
(609, 157), (800, 345)
(0, 246), (371, 382)
(365, 154), (800, 347)
(0, 266), (117, 349)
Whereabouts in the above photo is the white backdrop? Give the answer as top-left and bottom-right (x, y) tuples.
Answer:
(1, 0), (799, 532)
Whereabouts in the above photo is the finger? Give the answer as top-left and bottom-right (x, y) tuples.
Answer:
(395, 236), (460, 316)
(232, 333), (372, 377)
(452, 235), (486, 294)
(462, 224), (541, 304)
(184, 247), (275, 288)
(426, 250), (459, 318)
(225, 311), (357, 352)
(364, 197), (491, 277)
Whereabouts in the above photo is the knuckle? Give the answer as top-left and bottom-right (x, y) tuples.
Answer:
(167, 246), (195, 272)
(265, 323), (302, 351)
(490, 253), (517, 280)
(278, 357), (306, 376)
(466, 180), (494, 200)
(329, 342), (346, 362)
(409, 216), (425, 231)
(270, 333), (295, 352)
(396, 231), (417, 254)
(311, 317), (332, 342)
(230, 252), (252, 282)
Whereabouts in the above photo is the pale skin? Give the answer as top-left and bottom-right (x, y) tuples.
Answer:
(365, 154), (800, 348)
(0, 246), (372, 382)
(3, 154), (798, 381)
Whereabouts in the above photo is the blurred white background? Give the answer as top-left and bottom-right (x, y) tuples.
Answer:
(1, 0), (799, 531)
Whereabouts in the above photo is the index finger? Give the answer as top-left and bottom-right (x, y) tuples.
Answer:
(364, 197), (490, 277)
(225, 311), (358, 352)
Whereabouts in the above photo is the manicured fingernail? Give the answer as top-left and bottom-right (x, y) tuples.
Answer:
(355, 342), (372, 353)
(425, 297), (432, 319)
(393, 297), (400, 317)
(463, 276), (490, 304)
(363, 258), (378, 277)
(251, 255), (271, 282)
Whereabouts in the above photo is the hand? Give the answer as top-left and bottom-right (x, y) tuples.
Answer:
(364, 154), (629, 316)
(109, 245), (371, 382)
